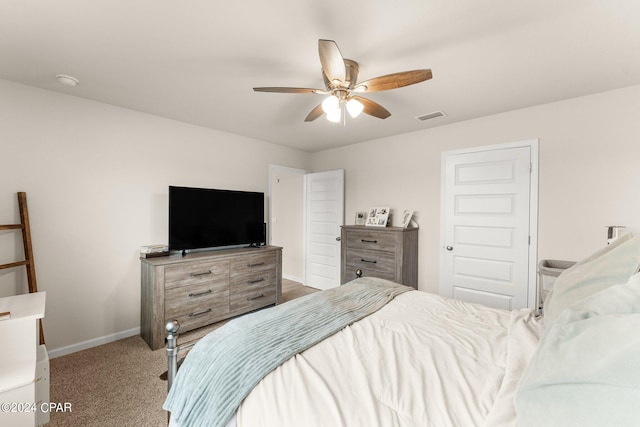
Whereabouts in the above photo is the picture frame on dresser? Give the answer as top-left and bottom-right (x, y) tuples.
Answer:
(400, 210), (414, 228)
(366, 207), (390, 227)
(355, 211), (367, 225)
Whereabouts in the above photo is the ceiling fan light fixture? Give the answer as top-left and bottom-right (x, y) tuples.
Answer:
(326, 107), (342, 123)
(321, 95), (340, 114)
(346, 98), (364, 118)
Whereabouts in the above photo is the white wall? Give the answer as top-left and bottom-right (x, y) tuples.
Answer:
(312, 84), (640, 294)
(0, 79), (311, 355)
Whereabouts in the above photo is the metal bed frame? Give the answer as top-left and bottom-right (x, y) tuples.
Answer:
(165, 319), (191, 392)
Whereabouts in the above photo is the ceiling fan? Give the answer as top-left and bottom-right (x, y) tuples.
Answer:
(253, 39), (433, 124)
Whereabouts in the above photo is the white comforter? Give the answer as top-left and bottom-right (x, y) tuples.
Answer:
(235, 290), (543, 427)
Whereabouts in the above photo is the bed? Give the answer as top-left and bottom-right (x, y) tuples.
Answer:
(163, 233), (640, 427)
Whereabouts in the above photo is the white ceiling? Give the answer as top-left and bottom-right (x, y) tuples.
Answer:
(2, 1), (639, 152)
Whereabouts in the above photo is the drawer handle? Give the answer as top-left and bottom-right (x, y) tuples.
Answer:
(247, 262), (265, 268)
(361, 239), (378, 244)
(247, 293), (265, 301)
(248, 278), (265, 285)
(188, 289), (212, 298)
(189, 308), (212, 318)
(189, 270), (212, 277)
(361, 258), (377, 264)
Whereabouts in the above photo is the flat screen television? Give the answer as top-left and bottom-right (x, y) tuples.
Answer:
(169, 186), (265, 252)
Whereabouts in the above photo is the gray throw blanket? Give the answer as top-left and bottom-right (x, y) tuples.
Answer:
(163, 277), (412, 427)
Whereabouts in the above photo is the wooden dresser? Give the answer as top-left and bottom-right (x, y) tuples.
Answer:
(341, 226), (418, 288)
(141, 246), (282, 350)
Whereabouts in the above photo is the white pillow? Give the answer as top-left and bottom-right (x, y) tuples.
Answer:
(515, 275), (640, 427)
(544, 233), (640, 326)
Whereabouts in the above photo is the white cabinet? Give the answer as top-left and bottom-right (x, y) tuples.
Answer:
(0, 292), (48, 427)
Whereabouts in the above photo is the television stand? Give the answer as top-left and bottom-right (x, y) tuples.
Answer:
(140, 245), (282, 350)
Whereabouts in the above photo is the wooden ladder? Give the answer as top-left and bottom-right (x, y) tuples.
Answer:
(0, 192), (45, 344)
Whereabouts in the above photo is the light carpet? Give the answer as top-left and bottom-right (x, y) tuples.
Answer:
(48, 279), (316, 426)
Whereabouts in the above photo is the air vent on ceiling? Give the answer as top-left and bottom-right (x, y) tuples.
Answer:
(416, 111), (446, 121)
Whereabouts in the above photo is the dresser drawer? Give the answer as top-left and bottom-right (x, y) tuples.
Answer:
(164, 282), (229, 319)
(165, 280), (229, 321)
(230, 251), (277, 275)
(344, 229), (399, 252)
(167, 307), (229, 335)
(230, 267), (277, 290)
(164, 260), (229, 289)
(229, 279), (277, 313)
(342, 266), (396, 282)
(345, 248), (396, 274)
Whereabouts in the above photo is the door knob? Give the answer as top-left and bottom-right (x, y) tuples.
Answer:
(336, 237), (341, 241)
(446, 246), (453, 251)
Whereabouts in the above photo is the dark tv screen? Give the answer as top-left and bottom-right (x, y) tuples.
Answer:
(169, 186), (265, 251)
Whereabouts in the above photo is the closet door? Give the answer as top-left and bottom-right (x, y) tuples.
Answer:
(440, 141), (538, 310)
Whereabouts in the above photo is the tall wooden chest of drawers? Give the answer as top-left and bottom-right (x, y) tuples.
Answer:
(141, 246), (282, 350)
(341, 226), (418, 288)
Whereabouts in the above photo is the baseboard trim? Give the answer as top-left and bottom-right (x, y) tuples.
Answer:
(48, 327), (141, 359)
(283, 274), (304, 284)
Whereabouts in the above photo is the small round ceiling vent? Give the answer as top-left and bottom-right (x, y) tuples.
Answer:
(56, 74), (79, 87)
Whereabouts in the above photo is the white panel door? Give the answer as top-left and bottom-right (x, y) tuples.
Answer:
(440, 142), (537, 310)
(304, 170), (344, 290)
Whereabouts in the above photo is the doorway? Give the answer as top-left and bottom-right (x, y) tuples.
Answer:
(269, 165), (307, 283)
(269, 166), (345, 289)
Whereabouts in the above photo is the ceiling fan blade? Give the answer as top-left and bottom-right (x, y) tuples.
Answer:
(352, 96), (391, 119)
(322, 72), (331, 90)
(318, 39), (346, 85)
(253, 87), (327, 94)
(304, 104), (325, 122)
(344, 59), (360, 89)
(355, 69), (432, 92)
